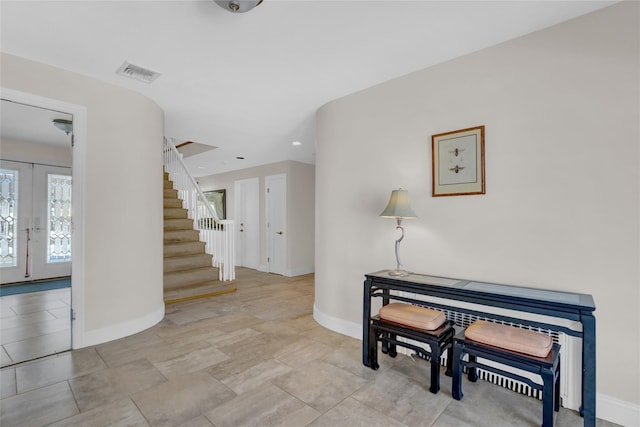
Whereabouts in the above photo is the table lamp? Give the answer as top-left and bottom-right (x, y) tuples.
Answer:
(380, 188), (417, 277)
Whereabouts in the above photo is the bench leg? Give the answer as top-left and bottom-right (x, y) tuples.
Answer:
(451, 342), (464, 400)
(445, 344), (453, 377)
(369, 326), (380, 370)
(429, 344), (441, 394)
(468, 354), (478, 382)
(388, 332), (398, 357)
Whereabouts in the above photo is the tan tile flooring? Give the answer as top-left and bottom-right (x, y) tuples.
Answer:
(0, 268), (619, 426)
(1, 287), (71, 368)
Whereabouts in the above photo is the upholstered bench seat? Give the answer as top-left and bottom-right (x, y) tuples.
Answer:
(464, 320), (553, 358)
(452, 321), (561, 427)
(369, 303), (454, 394)
(380, 302), (447, 331)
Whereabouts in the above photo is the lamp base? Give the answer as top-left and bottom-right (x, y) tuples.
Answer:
(388, 269), (410, 277)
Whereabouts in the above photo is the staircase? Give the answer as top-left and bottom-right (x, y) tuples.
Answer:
(163, 173), (236, 303)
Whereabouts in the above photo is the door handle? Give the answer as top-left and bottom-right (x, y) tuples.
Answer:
(276, 231), (283, 235)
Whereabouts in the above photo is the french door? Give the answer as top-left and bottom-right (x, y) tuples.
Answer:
(0, 160), (72, 284)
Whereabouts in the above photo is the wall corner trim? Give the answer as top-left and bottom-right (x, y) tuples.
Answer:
(313, 303), (360, 339)
(79, 304), (165, 348)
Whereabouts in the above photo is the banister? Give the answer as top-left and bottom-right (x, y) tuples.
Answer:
(163, 137), (235, 281)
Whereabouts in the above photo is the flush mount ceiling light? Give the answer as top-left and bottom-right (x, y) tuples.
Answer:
(214, 0), (263, 13)
(52, 119), (73, 135)
(292, 141), (302, 146)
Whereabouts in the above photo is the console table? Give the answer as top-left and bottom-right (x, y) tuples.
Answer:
(362, 270), (596, 427)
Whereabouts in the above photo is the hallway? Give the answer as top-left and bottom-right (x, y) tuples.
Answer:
(0, 268), (617, 426)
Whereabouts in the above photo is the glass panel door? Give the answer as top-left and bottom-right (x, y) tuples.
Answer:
(31, 165), (72, 280)
(0, 162), (71, 283)
(0, 160), (33, 284)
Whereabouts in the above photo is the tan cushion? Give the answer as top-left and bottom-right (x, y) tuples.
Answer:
(379, 303), (446, 331)
(464, 320), (553, 358)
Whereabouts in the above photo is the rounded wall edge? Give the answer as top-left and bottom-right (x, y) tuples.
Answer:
(313, 303), (360, 340)
(80, 304), (165, 348)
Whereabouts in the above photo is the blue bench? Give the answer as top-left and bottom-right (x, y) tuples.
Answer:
(369, 314), (455, 394)
(451, 323), (561, 427)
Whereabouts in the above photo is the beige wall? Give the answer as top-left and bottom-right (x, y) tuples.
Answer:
(316, 1), (639, 414)
(1, 53), (165, 344)
(198, 160), (315, 276)
(1, 138), (72, 166)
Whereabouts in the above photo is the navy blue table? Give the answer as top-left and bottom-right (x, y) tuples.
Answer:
(362, 270), (596, 427)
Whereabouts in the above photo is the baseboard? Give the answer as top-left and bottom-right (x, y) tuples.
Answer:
(597, 393), (640, 427)
(285, 266), (315, 277)
(312, 303), (360, 339)
(80, 304), (165, 348)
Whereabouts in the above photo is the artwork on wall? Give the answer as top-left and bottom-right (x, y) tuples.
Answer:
(204, 189), (226, 219)
(431, 125), (485, 197)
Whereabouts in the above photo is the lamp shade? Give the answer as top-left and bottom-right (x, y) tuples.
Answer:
(380, 189), (417, 219)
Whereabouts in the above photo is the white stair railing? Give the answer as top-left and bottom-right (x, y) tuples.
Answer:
(163, 137), (235, 281)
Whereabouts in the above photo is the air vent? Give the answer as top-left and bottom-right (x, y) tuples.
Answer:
(116, 61), (161, 84)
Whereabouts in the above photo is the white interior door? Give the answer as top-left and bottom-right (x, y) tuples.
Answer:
(234, 178), (259, 269)
(0, 161), (71, 284)
(265, 174), (286, 276)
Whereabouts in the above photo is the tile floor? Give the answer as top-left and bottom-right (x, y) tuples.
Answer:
(1, 287), (71, 368)
(0, 268), (619, 426)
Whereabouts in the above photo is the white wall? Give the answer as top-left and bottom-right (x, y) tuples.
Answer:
(315, 1), (639, 421)
(1, 138), (72, 167)
(198, 160), (315, 276)
(1, 53), (165, 345)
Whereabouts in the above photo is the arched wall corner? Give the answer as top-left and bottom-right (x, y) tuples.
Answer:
(2, 52), (166, 349)
(312, 303), (360, 340)
(82, 305), (165, 348)
(1, 87), (89, 349)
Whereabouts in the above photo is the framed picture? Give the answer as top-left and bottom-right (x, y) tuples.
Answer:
(431, 125), (485, 197)
(203, 189), (226, 219)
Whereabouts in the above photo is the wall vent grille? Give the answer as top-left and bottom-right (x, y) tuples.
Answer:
(116, 61), (161, 84)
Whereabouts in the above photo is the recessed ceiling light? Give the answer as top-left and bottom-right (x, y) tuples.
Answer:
(292, 141), (302, 146)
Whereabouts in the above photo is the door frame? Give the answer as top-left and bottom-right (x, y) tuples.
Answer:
(2, 88), (87, 349)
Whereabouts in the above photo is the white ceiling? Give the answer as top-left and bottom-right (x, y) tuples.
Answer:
(0, 1), (616, 176)
(1, 100), (73, 148)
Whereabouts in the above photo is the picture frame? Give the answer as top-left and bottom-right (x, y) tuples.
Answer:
(431, 125), (485, 197)
(203, 189), (226, 219)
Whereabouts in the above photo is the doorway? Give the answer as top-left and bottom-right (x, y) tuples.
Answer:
(234, 177), (260, 269)
(0, 96), (78, 366)
(1, 161), (72, 284)
(265, 173), (286, 275)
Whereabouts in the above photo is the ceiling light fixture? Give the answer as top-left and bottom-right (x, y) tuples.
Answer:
(292, 141), (302, 146)
(52, 119), (73, 135)
(214, 0), (263, 13)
